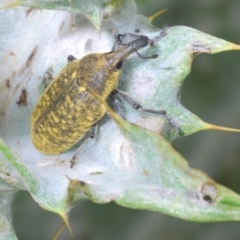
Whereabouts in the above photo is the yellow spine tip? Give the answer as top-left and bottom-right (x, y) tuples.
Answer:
(60, 212), (74, 238)
(230, 43), (240, 50)
(148, 8), (167, 23)
(206, 123), (240, 133)
(51, 222), (65, 240)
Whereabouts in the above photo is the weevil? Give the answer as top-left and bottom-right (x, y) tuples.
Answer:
(31, 29), (176, 167)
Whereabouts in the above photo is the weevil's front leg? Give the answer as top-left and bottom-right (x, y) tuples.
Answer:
(112, 89), (180, 133)
(112, 33), (143, 51)
(114, 25), (169, 49)
(70, 124), (98, 168)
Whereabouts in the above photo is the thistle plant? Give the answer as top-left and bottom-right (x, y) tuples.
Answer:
(1, 0), (240, 239)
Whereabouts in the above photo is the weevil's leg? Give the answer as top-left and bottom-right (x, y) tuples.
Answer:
(153, 24), (169, 43)
(110, 92), (126, 119)
(113, 89), (180, 133)
(112, 32), (146, 51)
(70, 124), (98, 168)
(120, 32), (145, 40)
(111, 40), (122, 51)
(67, 55), (77, 62)
(161, 24), (169, 36)
(112, 33), (129, 51)
(136, 51), (158, 59)
(113, 32), (150, 50)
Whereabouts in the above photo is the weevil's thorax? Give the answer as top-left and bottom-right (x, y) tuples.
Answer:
(77, 53), (121, 101)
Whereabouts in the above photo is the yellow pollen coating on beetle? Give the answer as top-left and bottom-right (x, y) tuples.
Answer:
(31, 35), (150, 155)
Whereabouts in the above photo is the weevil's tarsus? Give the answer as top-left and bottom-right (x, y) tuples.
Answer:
(161, 24), (169, 36)
(136, 51), (158, 59)
(153, 24), (169, 44)
(70, 124), (98, 168)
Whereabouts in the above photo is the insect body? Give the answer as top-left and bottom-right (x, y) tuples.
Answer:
(31, 34), (154, 156)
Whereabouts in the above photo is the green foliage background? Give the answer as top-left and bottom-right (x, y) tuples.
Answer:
(12, 0), (240, 239)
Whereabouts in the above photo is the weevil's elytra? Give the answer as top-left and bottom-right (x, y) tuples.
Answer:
(31, 30), (174, 163)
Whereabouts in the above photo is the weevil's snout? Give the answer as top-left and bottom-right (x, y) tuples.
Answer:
(129, 35), (149, 51)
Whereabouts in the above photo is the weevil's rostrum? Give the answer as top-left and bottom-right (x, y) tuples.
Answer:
(31, 34), (152, 155)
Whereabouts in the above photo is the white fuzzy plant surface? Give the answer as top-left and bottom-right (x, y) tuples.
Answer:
(1, 0), (240, 239)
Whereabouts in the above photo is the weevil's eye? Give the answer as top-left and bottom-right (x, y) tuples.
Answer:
(68, 55), (77, 62)
(115, 60), (123, 70)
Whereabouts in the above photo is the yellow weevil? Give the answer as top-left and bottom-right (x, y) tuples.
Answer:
(31, 29), (175, 167)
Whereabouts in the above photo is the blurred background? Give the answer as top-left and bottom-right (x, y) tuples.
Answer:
(13, 0), (240, 239)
